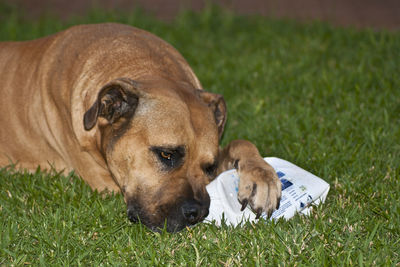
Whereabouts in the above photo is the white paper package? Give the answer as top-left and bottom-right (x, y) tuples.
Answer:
(205, 157), (330, 226)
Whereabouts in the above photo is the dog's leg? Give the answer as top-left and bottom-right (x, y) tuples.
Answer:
(217, 140), (282, 218)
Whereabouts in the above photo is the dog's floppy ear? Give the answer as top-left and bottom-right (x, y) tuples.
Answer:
(83, 78), (140, 131)
(197, 90), (227, 139)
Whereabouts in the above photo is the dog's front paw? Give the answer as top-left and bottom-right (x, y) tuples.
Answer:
(237, 160), (282, 219)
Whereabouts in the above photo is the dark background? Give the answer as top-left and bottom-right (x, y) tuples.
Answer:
(2, 0), (400, 30)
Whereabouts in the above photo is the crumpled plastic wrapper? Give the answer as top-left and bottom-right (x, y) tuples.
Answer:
(205, 157), (330, 226)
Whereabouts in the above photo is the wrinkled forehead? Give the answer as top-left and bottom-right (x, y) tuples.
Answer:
(134, 89), (219, 149)
(138, 97), (192, 144)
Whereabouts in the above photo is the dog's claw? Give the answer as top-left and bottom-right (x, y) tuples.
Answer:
(240, 199), (248, 211)
(255, 208), (262, 220)
(276, 196), (281, 210)
(237, 160), (282, 222)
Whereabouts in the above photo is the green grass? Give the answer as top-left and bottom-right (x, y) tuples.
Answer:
(1, 4), (399, 266)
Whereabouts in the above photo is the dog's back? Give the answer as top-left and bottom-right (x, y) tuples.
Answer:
(0, 34), (60, 169)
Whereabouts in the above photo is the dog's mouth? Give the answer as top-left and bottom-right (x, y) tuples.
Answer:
(127, 198), (209, 232)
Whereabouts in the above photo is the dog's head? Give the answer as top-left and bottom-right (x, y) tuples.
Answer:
(83, 77), (226, 232)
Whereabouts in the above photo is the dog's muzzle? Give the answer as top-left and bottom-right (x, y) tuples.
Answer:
(127, 196), (210, 232)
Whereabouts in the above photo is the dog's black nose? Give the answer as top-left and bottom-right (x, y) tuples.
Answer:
(127, 207), (139, 223)
(181, 200), (208, 225)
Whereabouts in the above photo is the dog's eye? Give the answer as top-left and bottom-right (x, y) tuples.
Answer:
(151, 146), (185, 170)
(157, 150), (174, 167)
(160, 151), (172, 160)
(203, 162), (218, 177)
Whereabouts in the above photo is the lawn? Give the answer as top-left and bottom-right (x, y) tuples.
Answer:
(1, 4), (399, 266)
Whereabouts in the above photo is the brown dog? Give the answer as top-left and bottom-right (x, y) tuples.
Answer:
(0, 23), (281, 232)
